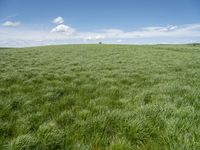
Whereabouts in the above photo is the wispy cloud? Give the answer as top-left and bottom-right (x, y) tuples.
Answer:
(116, 39), (122, 43)
(83, 35), (105, 41)
(2, 21), (20, 27)
(142, 25), (178, 32)
(0, 14), (19, 22)
(75, 24), (200, 40)
(1, 22), (200, 47)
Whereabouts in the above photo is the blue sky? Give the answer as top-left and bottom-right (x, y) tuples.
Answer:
(0, 0), (200, 47)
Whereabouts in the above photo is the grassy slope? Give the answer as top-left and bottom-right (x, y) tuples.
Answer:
(0, 44), (200, 149)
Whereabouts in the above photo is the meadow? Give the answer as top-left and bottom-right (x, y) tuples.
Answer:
(0, 44), (200, 149)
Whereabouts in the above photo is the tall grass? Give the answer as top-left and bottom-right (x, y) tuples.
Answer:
(0, 44), (200, 149)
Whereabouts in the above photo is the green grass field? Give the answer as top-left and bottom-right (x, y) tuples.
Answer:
(1, 44), (200, 149)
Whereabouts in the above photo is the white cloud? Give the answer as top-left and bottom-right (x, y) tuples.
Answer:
(1, 23), (200, 47)
(2, 21), (20, 27)
(51, 24), (75, 35)
(53, 17), (64, 24)
(116, 39), (122, 43)
(83, 35), (105, 41)
(142, 25), (178, 32)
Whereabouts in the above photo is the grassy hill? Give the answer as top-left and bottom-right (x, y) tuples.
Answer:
(1, 44), (200, 149)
